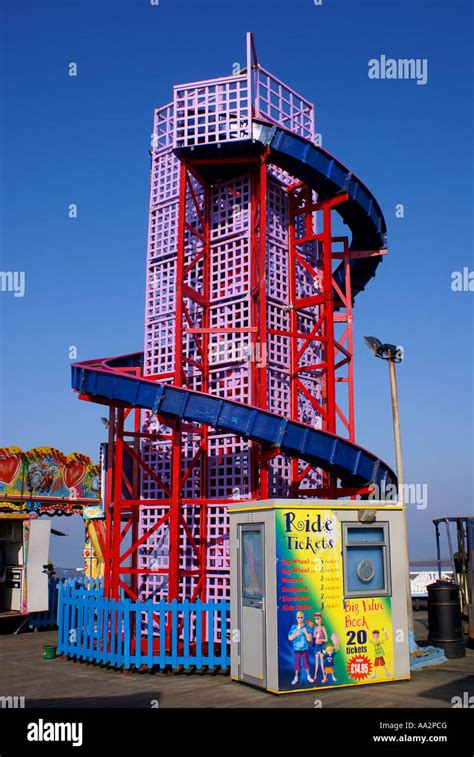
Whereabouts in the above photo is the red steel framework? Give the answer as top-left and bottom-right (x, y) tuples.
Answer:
(86, 35), (390, 604)
(92, 163), (384, 604)
(68, 35), (385, 633)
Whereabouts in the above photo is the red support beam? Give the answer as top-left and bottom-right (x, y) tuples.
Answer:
(101, 160), (361, 611)
(249, 155), (270, 499)
(287, 186), (356, 498)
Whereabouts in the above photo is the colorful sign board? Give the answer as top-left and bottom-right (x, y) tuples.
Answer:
(0, 447), (101, 515)
(276, 508), (394, 691)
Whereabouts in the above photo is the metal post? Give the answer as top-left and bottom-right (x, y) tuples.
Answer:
(388, 357), (414, 640)
(388, 358), (404, 493)
(434, 521), (442, 579)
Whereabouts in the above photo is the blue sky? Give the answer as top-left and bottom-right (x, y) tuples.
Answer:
(0, 0), (472, 566)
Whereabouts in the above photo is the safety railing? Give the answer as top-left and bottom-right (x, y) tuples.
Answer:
(164, 66), (315, 151)
(57, 580), (230, 670)
(29, 575), (99, 630)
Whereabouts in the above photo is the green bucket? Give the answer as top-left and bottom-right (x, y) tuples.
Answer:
(43, 645), (57, 660)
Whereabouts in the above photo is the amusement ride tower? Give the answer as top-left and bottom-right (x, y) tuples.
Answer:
(72, 34), (395, 613)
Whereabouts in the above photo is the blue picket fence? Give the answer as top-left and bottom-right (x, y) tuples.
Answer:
(29, 575), (99, 629)
(29, 576), (61, 629)
(57, 580), (230, 670)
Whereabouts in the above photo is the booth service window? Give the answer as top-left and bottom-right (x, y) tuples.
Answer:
(342, 523), (391, 598)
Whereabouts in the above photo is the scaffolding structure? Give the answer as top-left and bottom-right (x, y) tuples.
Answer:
(93, 36), (385, 612)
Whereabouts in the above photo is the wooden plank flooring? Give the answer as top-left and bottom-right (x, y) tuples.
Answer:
(0, 613), (472, 708)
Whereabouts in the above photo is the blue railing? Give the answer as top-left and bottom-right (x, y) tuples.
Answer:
(57, 581), (230, 670)
(29, 576), (61, 629)
(29, 575), (100, 629)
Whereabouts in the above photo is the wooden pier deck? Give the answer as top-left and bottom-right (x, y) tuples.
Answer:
(0, 613), (472, 708)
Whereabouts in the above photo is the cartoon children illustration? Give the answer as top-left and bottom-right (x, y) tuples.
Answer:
(322, 636), (339, 683)
(288, 611), (314, 685)
(370, 628), (391, 679)
(312, 612), (328, 680)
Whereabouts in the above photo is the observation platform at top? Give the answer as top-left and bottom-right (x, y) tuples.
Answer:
(149, 33), (388, 302)
(152, 35), (315, 155)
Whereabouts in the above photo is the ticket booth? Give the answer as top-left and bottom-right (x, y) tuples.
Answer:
(0, 515), (51, 615)
(229, 500), (410, 694)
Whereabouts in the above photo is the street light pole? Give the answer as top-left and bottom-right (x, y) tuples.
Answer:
(364, 336), (414, 648)
(388, 357), (404, 494)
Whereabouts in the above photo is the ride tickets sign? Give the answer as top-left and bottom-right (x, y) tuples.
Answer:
(276, 508), (394, 692)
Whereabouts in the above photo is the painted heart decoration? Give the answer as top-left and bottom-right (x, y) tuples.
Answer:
(64, 461), (87, 490)
(0, 454), (20, 485)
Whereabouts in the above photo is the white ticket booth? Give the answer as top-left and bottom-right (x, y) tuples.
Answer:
(230, 500), (410, 694)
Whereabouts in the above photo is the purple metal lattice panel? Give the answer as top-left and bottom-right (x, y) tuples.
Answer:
(267, 303), (290, 369)
(206, 504), (230, 572)
(145, 314), (202, 378)
(147, 201), (179, 262)
(146, 257), (177, 320)
(210, 176), (251, 241)
(206, 574), (230, 603)
(150, 149), (180, 208)
(254, 66), (315, 142)
(174, 75), (250, 148)
(267, 240), (289, 304)
(298, 374), (323, 428)
(267, 368), (290, 417)
(152, 102), (175, 154)
(208, 434), (250, 498)
(141, 441), (171, 501)
(269, 454), (291, 497)
(298, 460), (323, 490)
(296, 311), (323, 369)
(138, 504), (169, 575)
(209, 297), (252, 368)
(144, 316), (176, 376)
(267, 177), (289, 245)
(209, 366), (250, 404)
(267, 163), (297, 186)
(210, 236), (250, 302)
(137, 503), (201, 599)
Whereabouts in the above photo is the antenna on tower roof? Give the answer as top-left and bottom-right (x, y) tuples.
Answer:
(246, 32), (259, 70)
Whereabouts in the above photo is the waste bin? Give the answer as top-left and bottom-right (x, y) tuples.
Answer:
(427, 580), (465, 658)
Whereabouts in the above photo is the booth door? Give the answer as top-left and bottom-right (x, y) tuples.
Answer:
(238, 524), (266, 687)
(25, 520), (51, 612)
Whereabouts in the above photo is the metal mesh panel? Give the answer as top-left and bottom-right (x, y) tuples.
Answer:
(211, 175), (251, 241)
(209, 366), (250, 404)
(174, 76), (250, 148)
(208, 435), (250, 498)
(210, 236), (250, 301)
(152, 102), (175, 153)
(150, 149), (180, 207)
(269, 454), (291, 497)
(141, 440), (171, 501)
(255, 67), (315, 141)
(137, 503), (201, 601)
(267, 303), (290, 369)
(146, 257), (176, 320)
(267, 177), (289, 244)
(206, 504), (230, 572)
(267, 368), (290, 417)
(267, 240), (289, 304)
(144, 316), (175, 376)
(296, 311), (323, 369)
(209, 298), (251, 367)
(147, 202), (179, 262)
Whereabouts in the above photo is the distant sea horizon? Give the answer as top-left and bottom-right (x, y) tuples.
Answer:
(53, 560), (453, 578)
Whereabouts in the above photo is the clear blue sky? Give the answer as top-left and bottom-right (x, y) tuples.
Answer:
(0, 0), (472, 567)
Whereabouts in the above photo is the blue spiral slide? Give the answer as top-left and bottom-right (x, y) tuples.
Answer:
(72, 128), (395, 491)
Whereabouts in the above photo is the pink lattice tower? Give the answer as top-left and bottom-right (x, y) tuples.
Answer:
(136, 35), (353, 606)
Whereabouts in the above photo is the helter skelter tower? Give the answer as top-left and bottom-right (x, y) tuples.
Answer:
(73, 34), (394, 607)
